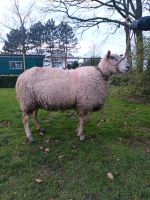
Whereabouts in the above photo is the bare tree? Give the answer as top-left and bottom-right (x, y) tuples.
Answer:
(145, 0), (150, 11)
(0, 0), (40, 30)
(88, 40), (101, 57)
(0, 0), (42, 55)
(44, 0), (147, 71)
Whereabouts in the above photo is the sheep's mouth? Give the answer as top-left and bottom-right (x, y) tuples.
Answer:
(124, 67), (131, 73)
(116, 67), (120, 73)
(117, 67), (130, 74)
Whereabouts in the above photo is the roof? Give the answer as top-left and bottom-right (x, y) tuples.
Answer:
(0, 54), (45, 58)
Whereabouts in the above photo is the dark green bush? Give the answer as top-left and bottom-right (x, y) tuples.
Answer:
(129, 70), (150, 96)
(0, 76), (18, 88)
(82, 57), (100, 66)
(116, 70), (150, 99)
(110, 74), (131, 86)
(67, 61), (79, 69)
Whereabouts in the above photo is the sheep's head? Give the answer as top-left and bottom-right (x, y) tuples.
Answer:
(99, 51), (130, 75)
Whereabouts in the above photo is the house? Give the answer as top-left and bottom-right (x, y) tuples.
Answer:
(0, 54), (45, 75)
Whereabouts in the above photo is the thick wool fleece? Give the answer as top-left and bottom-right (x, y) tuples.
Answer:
(16, 66), (108, 114)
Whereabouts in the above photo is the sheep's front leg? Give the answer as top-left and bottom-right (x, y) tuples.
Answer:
(22, 113), (34, 142)
(32, 109), (44, 136)
(77, 114), (87, 141)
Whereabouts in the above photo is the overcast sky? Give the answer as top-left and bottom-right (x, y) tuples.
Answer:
(0, 0), (126, 57)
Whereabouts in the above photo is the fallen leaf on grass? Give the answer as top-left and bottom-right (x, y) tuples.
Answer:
(58, 155), (64, 159)
(46, 139), (50, 143)
(145, 148), (150, 154)
(97, 123), (103, 127)
(71, 149), (76, 152)
(124, 121), (128, 125)
(45, 148), (50, 153)
(35, 178), (42, 183)
(107, 172), (114, 180)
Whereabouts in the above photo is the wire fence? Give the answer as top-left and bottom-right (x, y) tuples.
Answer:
(43, 56), (102, 69)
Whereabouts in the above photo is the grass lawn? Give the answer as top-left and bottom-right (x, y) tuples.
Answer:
(0, 88), (150, 200)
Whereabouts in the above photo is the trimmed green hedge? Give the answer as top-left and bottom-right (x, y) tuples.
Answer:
(0, 74), (131, 88)
(0, 76), (18, 88)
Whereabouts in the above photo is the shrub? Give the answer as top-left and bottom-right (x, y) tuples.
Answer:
(82, 57), (100, 66)
(0, 75), (18, 88)
(117, 70), (150, 99)
(130, 70), (150, 96)
(110, 74), (131, 86)
(67, 61), (79, 69)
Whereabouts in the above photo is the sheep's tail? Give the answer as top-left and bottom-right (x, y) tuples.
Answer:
(16, 76), (21, 101)
(16, 75), (24, 104)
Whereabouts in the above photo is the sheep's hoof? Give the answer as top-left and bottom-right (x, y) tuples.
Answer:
(28, 135), (35, 143)
(80, 135), (86, 141)
(39, 131), (44, 136)
(38, 128), (45, 136)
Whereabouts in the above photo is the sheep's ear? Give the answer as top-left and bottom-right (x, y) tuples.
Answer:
(107, 50), (111, 59)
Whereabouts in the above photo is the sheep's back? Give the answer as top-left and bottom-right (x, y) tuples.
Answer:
(16, 67), (76, 111)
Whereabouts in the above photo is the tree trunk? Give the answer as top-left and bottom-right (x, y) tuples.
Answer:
(135, 30), (143, 72)
(147, 51), (150, 71)
(22, 41), (26, 71)
(64, 45), (67, 69)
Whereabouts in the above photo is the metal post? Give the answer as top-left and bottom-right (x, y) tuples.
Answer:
(23, 53), (26, 71)
(65, 44), (67, 69)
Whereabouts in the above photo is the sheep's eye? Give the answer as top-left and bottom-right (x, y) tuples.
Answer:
(110, 56), (118, 61)
(110, 56), (114, 59)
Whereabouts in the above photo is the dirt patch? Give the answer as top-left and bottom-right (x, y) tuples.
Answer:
(124, 96), (150, 104)
(123, 135), (150, 145)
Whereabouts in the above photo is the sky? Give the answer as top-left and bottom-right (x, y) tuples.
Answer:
(0, 0), (126, 57)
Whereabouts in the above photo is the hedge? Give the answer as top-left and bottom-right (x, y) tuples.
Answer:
(110, 74), (130, 86)
(0, 74), (130, 88)
(0, 75), (18, 88)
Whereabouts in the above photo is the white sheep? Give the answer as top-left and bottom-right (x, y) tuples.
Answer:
(16, 51), (130, 142)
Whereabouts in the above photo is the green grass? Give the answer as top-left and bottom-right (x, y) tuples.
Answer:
(0, 88), (150, 200)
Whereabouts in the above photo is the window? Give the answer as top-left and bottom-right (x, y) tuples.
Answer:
(9, 61), (23, 70)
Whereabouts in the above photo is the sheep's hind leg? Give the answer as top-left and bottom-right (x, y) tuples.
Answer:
(22, 113), (34, 142)
(77, 114), (87, 141)
(32, 109), (45, 136)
